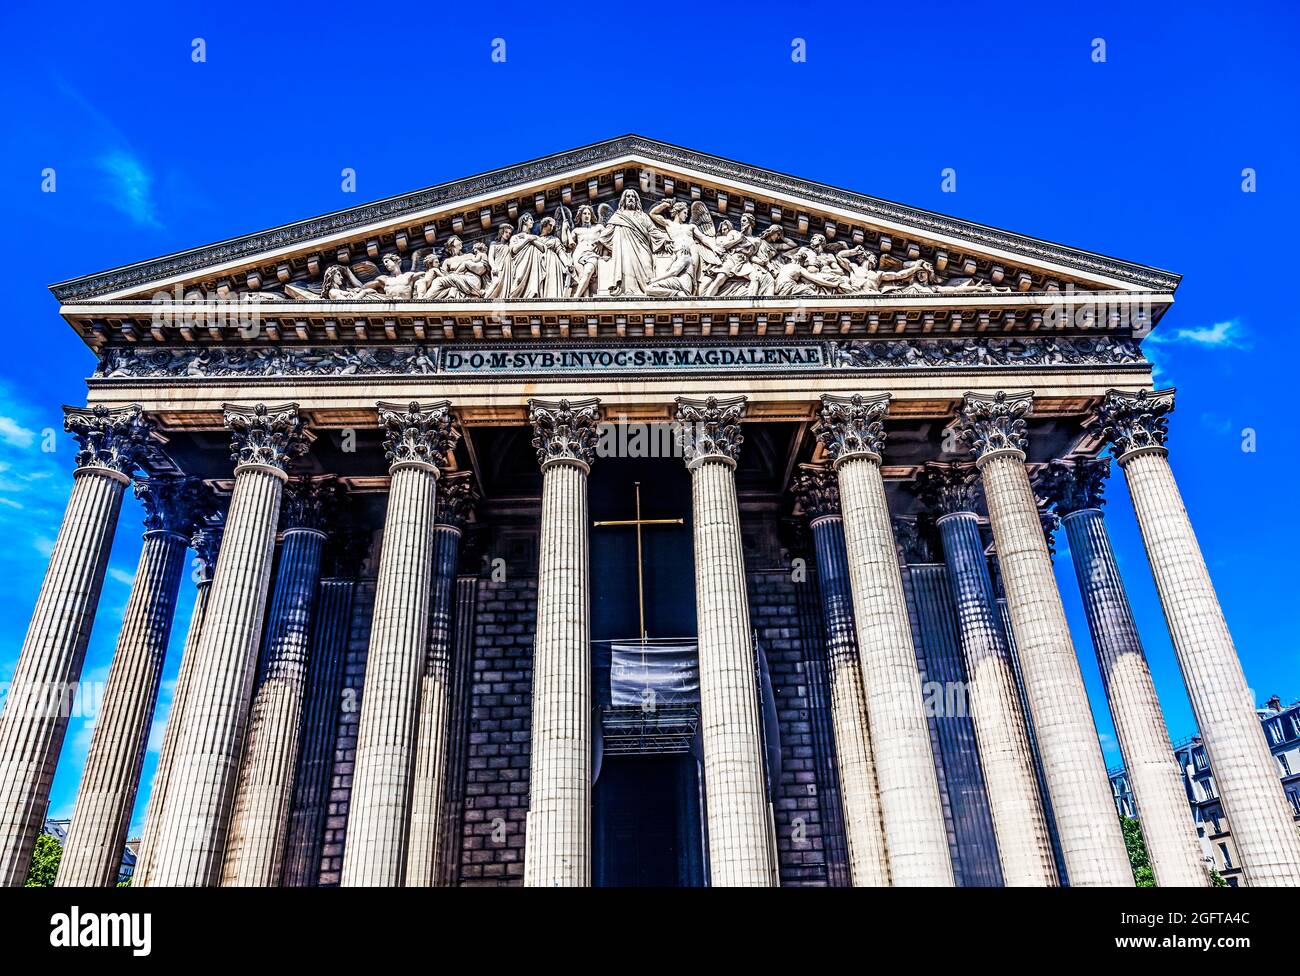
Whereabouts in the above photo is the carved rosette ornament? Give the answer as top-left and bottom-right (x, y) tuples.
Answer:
(225, 402), (306, 474)
(958, 390), (1032, 464)
(435, 472), (479, 531)
(1094, 388), (1175, 462)
(912, 463), (981, 517)
(378, 400), (458, 473)
(789, 465), (840, 521)
(1036, 458), (1110, 517)
(528, 397), (601, 472)
(814, 393), (889, 467)
(280, 476), (339, 533)
(135, 476), (218, 540)
(675, 395), (746, 469)
(63, 404), (154, 480)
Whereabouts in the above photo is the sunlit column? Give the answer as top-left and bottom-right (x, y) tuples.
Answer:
(958, 391), (1131, 886)
(406, 474), (477, 886)
(134, 523), (222, 887)
(223, 477), (337, 886)
(914, 463), (1057, 885)
(57, 477), (214, 887)
(1098, 389), (1300, 885)
(522, 398), (600, 887)
(791, 465), (890, 886)
(678, 395), (777, 887)
(150, 403), (306, 886)
(814, 394), (954, 886)
(0, 404), (152, 887)
(342, 401), (457, 887)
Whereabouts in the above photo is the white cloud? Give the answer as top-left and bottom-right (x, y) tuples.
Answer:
(0, 417), (35, 449)
(1147, 318), (1247, 349)
(107, 566), (136, 587)
(98, 150), (161, 229)
(146, 718), (167, 754)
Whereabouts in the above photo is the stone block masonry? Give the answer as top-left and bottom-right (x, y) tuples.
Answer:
(458, 579), (536, 886)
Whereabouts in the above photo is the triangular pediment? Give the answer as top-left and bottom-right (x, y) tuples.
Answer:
(51, 135), (1178, 307)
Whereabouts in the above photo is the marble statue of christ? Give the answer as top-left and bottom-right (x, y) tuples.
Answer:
(598, 190), (663, 296)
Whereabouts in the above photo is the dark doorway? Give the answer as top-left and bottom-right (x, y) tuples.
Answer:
(589, 457), (706, 887)
(593, 753), (705, 887)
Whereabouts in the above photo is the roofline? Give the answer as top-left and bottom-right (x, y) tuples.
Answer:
(50, 134), (1181, 302)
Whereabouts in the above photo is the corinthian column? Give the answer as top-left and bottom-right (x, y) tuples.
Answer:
(406, 473), (477, 886)
(134, 523), (222, 887)
(913, 463), (1057, 886)
(958, 391), (1131, 886)
(57, 477), (214, 887)
(223, 477), (337, 886)
(524, 397), (599, 887)
(0, 404), (152, 887)
(791, 466), (890, 886)
(282, 523), (365, 887)
(150, 403), (306, 886)
(814, 394), (953, 886)
(341, 401), (457, 887)
(1038, 458), (1208, 886)
(677, 395), (776, 887)
(1097, 389), (1300, 885)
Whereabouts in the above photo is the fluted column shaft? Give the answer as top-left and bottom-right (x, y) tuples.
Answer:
(835, 456), (953, 885)
(689, 456), (776, 887)
(808, 515), (890, 885)
(977, 451), (1131, 885)
(134, 573), (212, 887)
(57, 528), (189, 886)
(937, 511), (1057, 885)
(150, 465), (287, 885)
(341, 464), (439, 886)
(405, 523), (462, 886)
(525, 459), (592, 886)
(438, 576), (479, 886)
(1061, 507), (1208, 886)
(0, 467), (129, 885)
(1121, 448), (1300, 885)
(281, 577), (355, 887)
(222, 526), (327, 886)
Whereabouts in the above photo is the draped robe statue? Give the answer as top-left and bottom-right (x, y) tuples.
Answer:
(596, 190), (663, 296)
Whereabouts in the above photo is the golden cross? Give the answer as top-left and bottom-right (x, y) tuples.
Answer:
(592, 481), (684, 641)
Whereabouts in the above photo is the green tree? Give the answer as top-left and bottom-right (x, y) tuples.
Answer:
(24, 833), (62, 887)
(1209, 868), (1228, 887)
(1120, 814), (1155, 887)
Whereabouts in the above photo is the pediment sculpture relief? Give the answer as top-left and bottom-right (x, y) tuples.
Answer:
(231, 191), (1022, 303)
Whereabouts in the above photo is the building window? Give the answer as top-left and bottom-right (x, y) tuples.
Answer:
(1291, 713), (1300, 738)
(1288, 790), (1300, 817)
(1194, 749), (1209, 771)
(1280, 753), (1292, 777)
(1218, 843), (1233, 870)
(1268, 720), (1284, 745)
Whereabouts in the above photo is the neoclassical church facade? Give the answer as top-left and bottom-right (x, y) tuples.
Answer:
(3, 136), (1296, 887)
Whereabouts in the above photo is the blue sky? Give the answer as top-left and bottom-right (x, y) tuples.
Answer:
(0, 0), (1296, 836)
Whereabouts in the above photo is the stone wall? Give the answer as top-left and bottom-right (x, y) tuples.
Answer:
(317, 579), (376, 886)
(316, 549), (850, 887)
(455, 578), (537, 886)
(747, 567), (843, 887)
